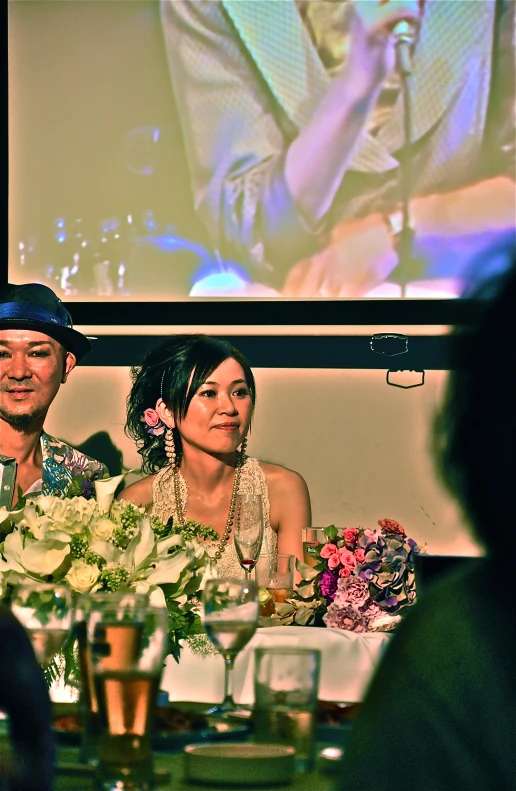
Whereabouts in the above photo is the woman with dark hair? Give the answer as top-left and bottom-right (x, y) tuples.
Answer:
(120, 335), (309, 576)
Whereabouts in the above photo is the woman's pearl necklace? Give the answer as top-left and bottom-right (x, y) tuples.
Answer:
(172, 452), (244, 560)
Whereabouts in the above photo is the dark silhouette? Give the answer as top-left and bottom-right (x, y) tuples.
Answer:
(0, 606), (54, 791)
(339, 250), (516, 790)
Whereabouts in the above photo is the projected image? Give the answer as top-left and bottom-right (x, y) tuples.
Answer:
(8, 0), (515, 301)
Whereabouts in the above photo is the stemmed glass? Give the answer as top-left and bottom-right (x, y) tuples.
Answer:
(233, 493), (264, 580)
(202, 577), (259, 715)
(11, 582), (72, 669)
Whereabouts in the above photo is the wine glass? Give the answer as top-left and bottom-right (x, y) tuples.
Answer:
(11, 582), (72, 668)
(202, 577), (259, 715)
(233, 493), (264, 579)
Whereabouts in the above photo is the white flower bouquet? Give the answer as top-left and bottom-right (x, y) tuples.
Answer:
(0, 476), (219, 672)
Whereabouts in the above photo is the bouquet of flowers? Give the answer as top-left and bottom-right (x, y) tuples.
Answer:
(0, 475), (219, 672)
(272, 519), (422, 633)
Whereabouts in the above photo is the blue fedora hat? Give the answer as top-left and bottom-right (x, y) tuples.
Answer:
(0, 283), (92, 362)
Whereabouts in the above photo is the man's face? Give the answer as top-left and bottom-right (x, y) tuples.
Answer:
(0, 329), (76, 427)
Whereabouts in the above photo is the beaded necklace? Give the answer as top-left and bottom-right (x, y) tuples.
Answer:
(172, 452), (244, 560)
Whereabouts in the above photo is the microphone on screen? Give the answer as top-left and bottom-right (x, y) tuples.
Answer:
(392, 20), (417, 76)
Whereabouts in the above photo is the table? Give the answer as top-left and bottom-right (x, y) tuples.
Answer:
(162, 626), (390, 705)
(0, 731), (338, 791)
(53, 745), (338, 791)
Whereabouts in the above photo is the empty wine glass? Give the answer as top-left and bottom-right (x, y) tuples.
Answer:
(233, 493), (264, 579)
(11, 583), (72, 669)
(202, 577), (259, 715)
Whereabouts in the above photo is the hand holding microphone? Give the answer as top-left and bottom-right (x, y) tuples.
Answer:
(392, 19), (417, 76)
(347, 1), (422, 86)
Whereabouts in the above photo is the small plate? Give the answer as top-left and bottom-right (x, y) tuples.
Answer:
(184, 742), (295, 786)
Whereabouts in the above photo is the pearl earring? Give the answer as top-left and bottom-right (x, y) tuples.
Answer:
(164, 428), (177, 468)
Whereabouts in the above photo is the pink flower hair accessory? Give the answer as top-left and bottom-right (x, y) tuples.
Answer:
(141, 407), (166, 437)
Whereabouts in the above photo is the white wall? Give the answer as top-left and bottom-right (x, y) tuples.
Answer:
(45, 366), (482, 557)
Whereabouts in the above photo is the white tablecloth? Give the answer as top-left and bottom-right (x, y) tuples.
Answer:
(161, 627), (390, 705)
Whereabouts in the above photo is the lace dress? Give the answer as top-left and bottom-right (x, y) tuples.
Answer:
(150, 457), (278, 579)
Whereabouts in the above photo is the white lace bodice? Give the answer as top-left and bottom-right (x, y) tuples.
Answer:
(150, 458), (278, 580)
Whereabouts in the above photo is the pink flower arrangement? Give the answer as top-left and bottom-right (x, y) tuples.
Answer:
(285, 520), (421, 633)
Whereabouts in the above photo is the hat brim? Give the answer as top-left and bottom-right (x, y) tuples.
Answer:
(0, 318), (92, 363)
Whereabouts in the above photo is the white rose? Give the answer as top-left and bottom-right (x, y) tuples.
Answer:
(90, 518), (115, 542)
(66, 560), (100, 594)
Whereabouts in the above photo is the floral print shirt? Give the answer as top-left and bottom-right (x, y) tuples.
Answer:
(0, 432), (108, 509)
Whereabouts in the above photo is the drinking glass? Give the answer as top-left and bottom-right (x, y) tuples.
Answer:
(233, 493), (264, 579)
(202, 577), (259, 715)
(74, 593), (149, 765)
(253, 647), (321, 771)
(86, 598), (169, 791)
(256, 553), (295, 606)
(11, 583), (72, 668)
(302, 528), (327, 568)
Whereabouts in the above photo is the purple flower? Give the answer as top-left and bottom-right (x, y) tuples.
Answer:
(334, 577), (370, 609)
(383, 595), (399, 609)
(80, 479), (95, 499)
(319, 569), (338, 602)
(323, 604), (370, 632)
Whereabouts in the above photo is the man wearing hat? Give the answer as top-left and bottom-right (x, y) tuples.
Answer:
(0, 283), (108, 509)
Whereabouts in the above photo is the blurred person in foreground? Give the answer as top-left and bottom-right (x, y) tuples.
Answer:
(161, 0), (515, 297)
(0, 605), (53, 791)
(0, 283), (107, 510)
(338, 242), (516, 790)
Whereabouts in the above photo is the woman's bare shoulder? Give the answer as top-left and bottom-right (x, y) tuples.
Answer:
(118, 475), (156, 509)
(257, 460), (308, 493)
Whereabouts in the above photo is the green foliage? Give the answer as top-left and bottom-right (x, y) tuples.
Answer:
(14, 485), (28, 511)
(165, 597), (204, 663)
(43, 656), (62, 689)
(180, 519), (219, 542)
(119, 503), (141, 536)
(70, 534), (88, 559)
(83, 550), (104, 567)
(66, 475), (88, 499)
(97, 565), (129, 592)
(24, 588), (69, 626)
(150, 515), (174, 540)
(111, 526), (130, 549)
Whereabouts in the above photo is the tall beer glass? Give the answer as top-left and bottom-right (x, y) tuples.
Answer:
(87, 597), (168, 790)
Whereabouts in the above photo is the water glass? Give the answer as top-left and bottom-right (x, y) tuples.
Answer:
(11, 583), (72, 668)
(202, 578), (259, 715)
(86, 597), (168, 791)
(253, 647), (321, 771)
